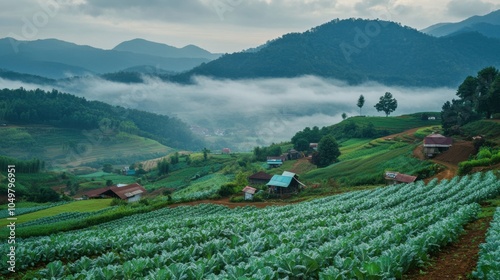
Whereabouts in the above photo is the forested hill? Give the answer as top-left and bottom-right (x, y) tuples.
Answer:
(0, 88), (203, 150)
(173, 18), (500, 87)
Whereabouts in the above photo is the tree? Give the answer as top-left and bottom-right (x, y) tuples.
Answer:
(105, 179), (114, 186)
(374, 92), (398, 117)
(357, 95), (365, 116)
(157, 158), (170, 175)
(341, 112), (347, 120)
(312, 135), (341, 167)
(294, 138), (310, 152)
(102, 163), (113, 173)
(202, 148), (210, 161)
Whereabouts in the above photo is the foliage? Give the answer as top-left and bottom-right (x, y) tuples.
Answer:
(374, 92), (398, 117)
(253, 144), (283, 161)
(2, 172), (499, 278)
(474, 207), (500, 279)
(0, 88), (203, 150)
(441, 67), (500, 135)
(312, 135), (341, 167)
(458, 149), (500, 175)
(357, 94), (365, 116)
(157, 158), (170, 175)
(176, 19), (500, 87)
(0, 155), (43, 173)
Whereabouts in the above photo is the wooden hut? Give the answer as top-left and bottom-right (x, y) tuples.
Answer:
(266, 171), (305, 197)
(423, 133), (452, 157)
(242, 186), (257, 200)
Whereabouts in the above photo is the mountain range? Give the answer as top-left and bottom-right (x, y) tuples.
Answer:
(421, 9), (500, 39)
(1, 11), (500, 87)
(0, 38), (221, 79)
(174, 17), (500, 87)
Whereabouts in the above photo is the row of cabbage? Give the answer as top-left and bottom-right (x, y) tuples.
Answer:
(3, 172), (499, 279)
(474, 206), (500, 279)
(18, 207), (117, 228)
(0, 201), (68, 218)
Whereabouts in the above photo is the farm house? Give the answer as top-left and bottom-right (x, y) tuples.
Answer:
(423, 133), (452, 157)
(384, 171), (417, 184)
(242, 186), (258, 200)
(266, 171), (305, 197)
(82, 183), (146, 203)
(248, 171), (273, 185)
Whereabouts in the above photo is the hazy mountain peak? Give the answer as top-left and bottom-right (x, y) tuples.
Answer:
(421, 9), (500, 38)
(113, 38), (221, 60)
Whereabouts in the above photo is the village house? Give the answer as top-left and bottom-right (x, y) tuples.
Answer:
(242, 186), (258, 200)
(82, 183), (146, 203)
(266, 171), (305, 197)
(248, 171), (273, 185)
(423, 133), (453, 158)
(222, 148), (231, 154)
(384, 171), (417, 185)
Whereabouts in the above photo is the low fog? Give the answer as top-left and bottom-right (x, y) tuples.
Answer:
(0, 76), (456, 150)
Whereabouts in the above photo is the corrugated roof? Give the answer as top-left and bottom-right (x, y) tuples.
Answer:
(424, 134), (452, 146)
(242, 186), (257, 194)
(83, 183), (146, 200)
(266, 175), (293, 188)
(282, 171), (297, 178)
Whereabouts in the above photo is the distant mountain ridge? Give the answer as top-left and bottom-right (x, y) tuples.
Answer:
(172, 18), (500, 87)
(0, 38), (219, 79)
(113, 38), (221, 60)
(421, 9), (500, 38)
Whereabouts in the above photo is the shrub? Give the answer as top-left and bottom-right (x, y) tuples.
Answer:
(218, 183), (238, 197)
(477, 147), (492, 159)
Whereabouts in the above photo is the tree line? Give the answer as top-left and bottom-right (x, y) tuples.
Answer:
(0, 156), (44, 173)
(441, 66), (500, 135)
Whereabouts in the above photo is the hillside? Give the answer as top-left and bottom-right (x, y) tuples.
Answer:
(0, 125), (174, 170)
(173, 19), (500, 87)
(0, 38), (211, 79)
(422, 9), (500, 39)
(0, 88), (203, 151)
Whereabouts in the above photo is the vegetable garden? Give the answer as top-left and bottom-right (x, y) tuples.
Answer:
(2, 172), (499, 279)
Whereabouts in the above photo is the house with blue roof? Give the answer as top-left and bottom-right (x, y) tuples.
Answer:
(266, 171), (305, 197)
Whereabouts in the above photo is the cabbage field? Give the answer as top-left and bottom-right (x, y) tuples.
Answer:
(2, 172), (500, 279)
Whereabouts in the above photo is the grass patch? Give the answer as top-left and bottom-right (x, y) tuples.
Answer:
(0, 199), (112, 227)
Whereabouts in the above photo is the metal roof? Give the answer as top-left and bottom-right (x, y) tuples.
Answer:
(242, 186), (257, 194)
(282, 171), (297, 178)
(266, 175), (293, 188)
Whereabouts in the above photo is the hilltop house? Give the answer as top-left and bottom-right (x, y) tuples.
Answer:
(82, 183), (146, 203)
(384, 171), (417, 185)
(423, 133), (452, 157)
(266, 171), (305, 197)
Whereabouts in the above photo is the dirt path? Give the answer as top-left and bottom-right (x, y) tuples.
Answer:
(382, 127), (421, 141)
(429, 159), (458, 181)
(404, 217), (492, 280)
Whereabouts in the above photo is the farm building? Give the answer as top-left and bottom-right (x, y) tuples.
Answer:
(384, 171), (417, 184)
(248, 171), (273, 185)
(82, 183), (146, 203)
(267, 156), (286, 168)
(267, 171), (305, 197)
(286, 149), (302, 160)
(242, 186), (258, 200)
(222, 148), (231, 154)
(423, 133), (453, 157)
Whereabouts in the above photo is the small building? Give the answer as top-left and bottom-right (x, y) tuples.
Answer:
(266, 171), (305, 197)
(222, 148), (231, 154)
(423, 133), (453, 157)
(286, 149), (301, 160)
(242, 186), (257, 200)
(248, 171), (273, 185)
(385, 171), (417, 185)
(122, 166), (136, 176)
(310, 143), (318, 151)
(267, 156), (286, 168)
(82, 183), (146, 203)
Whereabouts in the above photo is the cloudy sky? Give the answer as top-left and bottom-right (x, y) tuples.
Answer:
(1, 0), (499, 53)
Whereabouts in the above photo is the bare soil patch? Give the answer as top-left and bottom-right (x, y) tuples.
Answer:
(434, 141), (475, 165)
